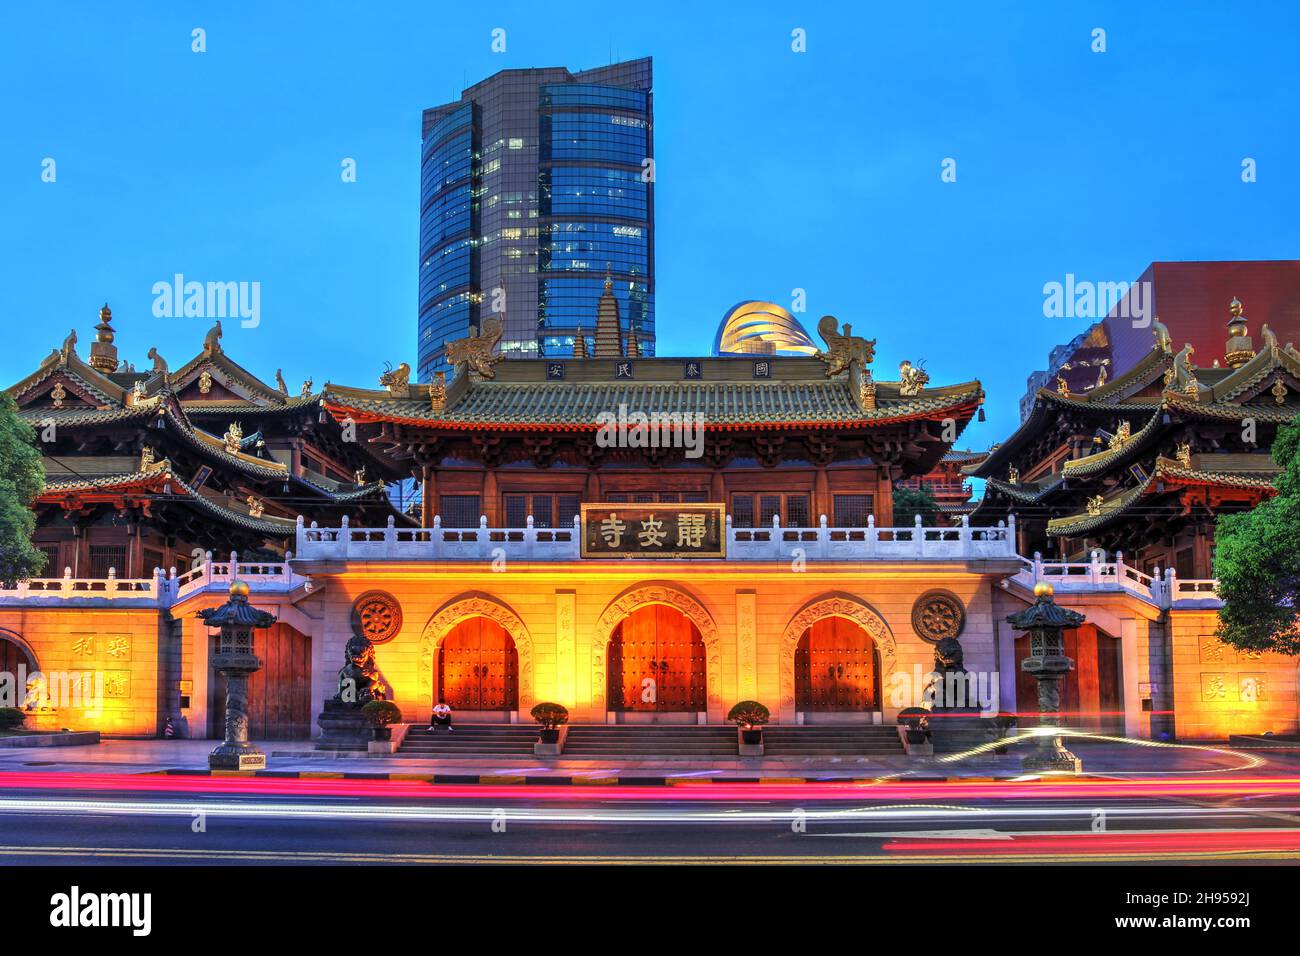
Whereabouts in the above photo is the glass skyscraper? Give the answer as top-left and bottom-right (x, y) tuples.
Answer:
(418, 58), (654, 380)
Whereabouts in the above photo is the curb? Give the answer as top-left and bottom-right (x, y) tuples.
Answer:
(152, 769), (1099, 785)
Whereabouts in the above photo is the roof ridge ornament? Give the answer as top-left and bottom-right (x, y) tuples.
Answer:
(275, 368), (289, 395)
(898, 359), (930, 396)
(379, 361), (411, 395)
(445, 315), (504, 379)
(60, 328), (78, 365)
(203, 320), (223, 355)
(1151, 315), (1172, 354)
(428, 371), (447, 412)
(147, 347), (169, 376)
(223, 421), (244, 454)
(814, 314), (875, 377)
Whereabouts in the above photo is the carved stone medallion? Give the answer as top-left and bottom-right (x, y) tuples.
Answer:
(911, 590), (966, 644)
(351, 591), (403, 645)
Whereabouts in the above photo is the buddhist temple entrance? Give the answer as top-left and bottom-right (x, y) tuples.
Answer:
(210, 622), (311, 739)
(1014, 624), (1123, 732)
(795, 617), (881, 716)
(438, 617), (519, 712)
(608, 605), (706, 716)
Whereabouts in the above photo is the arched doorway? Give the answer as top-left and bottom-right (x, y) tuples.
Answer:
(210, 622), (311, 739)
(1014, 623), (1122, 731)
(438, 617), (519, 711)
(794, 617), (881, 713)
(608, 604), (706, 713)
(0, 629), (36, 680)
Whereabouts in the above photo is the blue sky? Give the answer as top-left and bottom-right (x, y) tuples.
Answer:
(2, 1), (1297, 447)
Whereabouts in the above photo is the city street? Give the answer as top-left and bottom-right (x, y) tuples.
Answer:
(3, 760), (1300, 864)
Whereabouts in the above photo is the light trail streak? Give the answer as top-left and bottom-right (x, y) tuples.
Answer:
(2, 770), (1300, 803)
(0, 795), (1296, 826)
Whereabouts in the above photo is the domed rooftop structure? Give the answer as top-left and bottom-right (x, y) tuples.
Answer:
(712, 301), (818, 357)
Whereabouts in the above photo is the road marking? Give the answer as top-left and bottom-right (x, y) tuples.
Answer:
(0, 844), (1295, 864)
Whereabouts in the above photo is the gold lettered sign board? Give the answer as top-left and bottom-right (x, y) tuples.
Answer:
(581, 503), (726, 559)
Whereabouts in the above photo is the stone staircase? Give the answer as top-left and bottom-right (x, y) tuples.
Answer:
(396, 724), (539, 758)
(759, 725), (905, 756)
(561, 725), (738, 758)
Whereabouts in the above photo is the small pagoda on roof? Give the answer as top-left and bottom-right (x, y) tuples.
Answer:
(969, 299), (1297, 576)
(6, 305), (409, 578)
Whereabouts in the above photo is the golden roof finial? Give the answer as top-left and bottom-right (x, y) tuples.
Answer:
(603, 263), (613, 294)
(1230, 296), (1243, 319)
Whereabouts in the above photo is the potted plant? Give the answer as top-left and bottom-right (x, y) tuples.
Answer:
(897, 707), (931, 745)
(727, 700), (770, 745)
(530, 702), (569, 744)
(0, 708), (25, 733)
(361, 700), (402, 741)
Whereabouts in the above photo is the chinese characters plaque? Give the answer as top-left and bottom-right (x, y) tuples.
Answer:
(581, 503), (726, 558)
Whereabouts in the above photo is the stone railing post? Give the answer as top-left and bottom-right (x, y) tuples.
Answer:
(771, 514), (781, 559)
(914, 514), (924, 558)
(295, 514), (305, 555)
(1165, 567), (1177, 609)
(819, 514), (829, 561)
(865, 514), (876, 558)
(1032, 551), (1044, 584)
(479, 515), (489, 561)
(958, 514), (971, 557)
(432, 515), (442, 561)
(106, 567), (118, 597)
(386, 515), (396, 558)
(725, 514), (734, 561)
(339, 515), (350, 560)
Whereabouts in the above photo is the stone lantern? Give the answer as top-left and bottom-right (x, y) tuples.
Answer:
(199, 580), (275, 770)
(1006, 581), (1085, 773)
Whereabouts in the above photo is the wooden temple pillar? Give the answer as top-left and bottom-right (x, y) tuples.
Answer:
(420, 466), (436, 528)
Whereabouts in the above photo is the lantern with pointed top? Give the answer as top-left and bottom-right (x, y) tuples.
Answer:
(199, 580), (275, 770)
(1007, 581), (1086, 773)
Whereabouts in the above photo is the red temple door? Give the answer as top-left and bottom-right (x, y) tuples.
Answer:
(439, 618), (518, 710)
(795, 618), (878, 712)
(609, 605), (705, 712)
(210, 623), (311, 739)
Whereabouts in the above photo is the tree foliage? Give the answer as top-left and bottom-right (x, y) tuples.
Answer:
(0, 393), (45, 586)
(1214, 415), (1300, 654)
(892, 485), (940, 527)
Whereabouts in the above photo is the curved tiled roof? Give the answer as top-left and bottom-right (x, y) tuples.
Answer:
(40, 465), (299, 536)
(1045, 455), (1278, 537)
(1060, 410), (1167, 478)
(321, 378), (985, 431)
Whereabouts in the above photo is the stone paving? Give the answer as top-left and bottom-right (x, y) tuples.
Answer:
(0, 734), (1292, 781)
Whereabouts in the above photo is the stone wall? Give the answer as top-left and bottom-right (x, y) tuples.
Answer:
(0, 605), (168, 736)
(1169, 609), (1299, 739)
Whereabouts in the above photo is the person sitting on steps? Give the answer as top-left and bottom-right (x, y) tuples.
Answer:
(429, 699), (453, 732)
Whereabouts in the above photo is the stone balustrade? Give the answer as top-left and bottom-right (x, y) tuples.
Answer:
(292, 513), (1021, 563)
(1007, 549), (1221, 609)
(0, 556), (310, 608)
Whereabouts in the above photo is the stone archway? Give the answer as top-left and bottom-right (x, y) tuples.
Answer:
(0, 627), (39, 673)
(418, 593), (534, 711)
(779, 594), (897, 719)
(592, 583), (721, 718)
